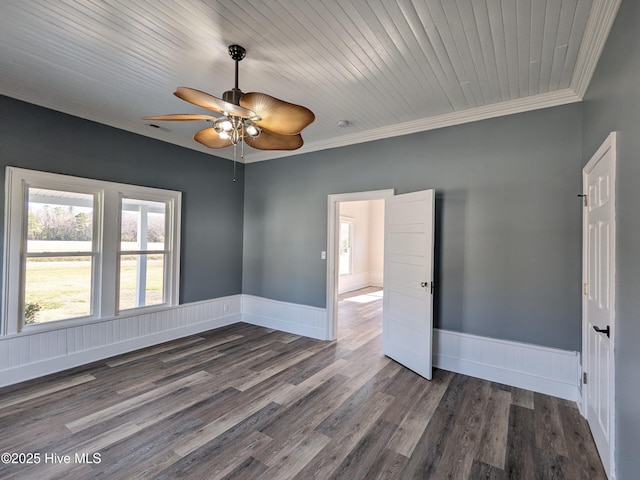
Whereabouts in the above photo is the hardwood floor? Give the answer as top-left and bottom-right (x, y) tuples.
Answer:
(0, 287), (605, 479)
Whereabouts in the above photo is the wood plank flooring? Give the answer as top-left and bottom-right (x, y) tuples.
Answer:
(0, 287), (606, 479)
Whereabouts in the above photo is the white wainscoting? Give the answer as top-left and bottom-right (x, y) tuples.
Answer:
(338, 272), (370, 294)
(433, 329), (581, 401)
(240, 296), (581, 402)
(338, 271), (382, 294)
(241, 295), (328, 340)
(369, 272), (384, 288)
(0, 295), (242, 388)
(1, 294), (582, 403)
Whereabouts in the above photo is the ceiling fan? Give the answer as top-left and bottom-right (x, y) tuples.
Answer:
(143, 44), (315, 159)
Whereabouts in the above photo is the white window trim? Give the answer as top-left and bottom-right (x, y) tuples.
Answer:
(2, 167), (182, 336)
(339, 215), (354, 276)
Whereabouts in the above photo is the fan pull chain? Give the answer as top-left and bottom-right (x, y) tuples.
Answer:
(241, 130), (245, 160)
(236, 128), (246, 183)
(233, 143), (237, 183)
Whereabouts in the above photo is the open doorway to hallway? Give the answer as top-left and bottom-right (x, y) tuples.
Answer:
(326, 189), (393, 341)
(336, 199), (384, 340)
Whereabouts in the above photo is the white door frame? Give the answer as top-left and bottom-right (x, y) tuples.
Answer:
(326, 189), (394, 340)
(582, 131), (616, 478)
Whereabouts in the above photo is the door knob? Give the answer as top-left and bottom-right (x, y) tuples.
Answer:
(593, 325), (610, 338)
(420, 282), (428, 287)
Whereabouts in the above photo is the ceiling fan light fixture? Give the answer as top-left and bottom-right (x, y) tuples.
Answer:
(142, 44), (314, 181)
(245, 123), (260, 137)
(221, 119), (233, 131)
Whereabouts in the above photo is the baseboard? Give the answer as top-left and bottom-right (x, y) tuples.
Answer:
(338, 272), (368, 294)
(0, 296), (242, 388)
(338, 271), (384, 294)
(1, 293), (582, 405)
(575, 387), (585, 416)
(240, 296), (581, 401)
(369, 272), (383, 287)
(433, 329), (581, 402)
(241, 295), (328, 340)
(338, 271), (383, 294)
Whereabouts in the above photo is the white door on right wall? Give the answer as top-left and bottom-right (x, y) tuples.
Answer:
(583, 132), (616, 479)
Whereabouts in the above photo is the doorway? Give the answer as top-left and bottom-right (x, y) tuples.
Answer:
(336, 199), (385, 342)
(326, 190), (393, 340)
(327, 188), (436, 381)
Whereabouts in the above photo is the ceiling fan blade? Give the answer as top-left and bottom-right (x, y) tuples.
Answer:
(194, 127), (232, 149)
(174, 87), (256, 119)
(142, 114), (217, 121)
(244, 128), (304, 151)
(240, 92), (315, 136)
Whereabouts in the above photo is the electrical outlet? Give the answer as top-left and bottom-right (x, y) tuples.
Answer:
(321, 251), (326, 260)
(223, 303), (230, 313)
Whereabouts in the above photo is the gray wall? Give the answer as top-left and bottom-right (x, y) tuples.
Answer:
(0, 95), (244, 303)
(582, 1), (640, 477)
(243, 103), (584, 351)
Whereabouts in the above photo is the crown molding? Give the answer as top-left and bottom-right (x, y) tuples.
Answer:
(570, 0), (622, 98)
(243, 0), (621, 164)
(4, 0), (618, 166)
(243, 88), (582, 163)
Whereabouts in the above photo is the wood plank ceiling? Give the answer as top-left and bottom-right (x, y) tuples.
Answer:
(0, 1), (620, 163)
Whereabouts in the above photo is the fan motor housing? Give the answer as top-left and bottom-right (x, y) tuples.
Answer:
(223, 88), (243, 106)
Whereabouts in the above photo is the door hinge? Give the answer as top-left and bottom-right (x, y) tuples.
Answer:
(431, 282), (434, 294)
(583, 283), (588, 295)
(578, 194), (587, 207)
(583, 372), (588, 384)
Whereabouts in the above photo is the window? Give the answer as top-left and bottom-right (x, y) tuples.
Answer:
(118, 197), (169, 311)
(339, 216), (354, 276)
(24, 188), (98, 323)
(2, 167), (181, 334)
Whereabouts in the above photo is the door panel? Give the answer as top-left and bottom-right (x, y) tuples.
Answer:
(388, 262), (424, 290)
(387, 290), (425, 329)
(383, 189), (435, 380)
(583, 133), (616, 478)
(387, 231), (427, 256)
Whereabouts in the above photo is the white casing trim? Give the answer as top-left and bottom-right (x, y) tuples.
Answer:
(326, 189), (395, 341)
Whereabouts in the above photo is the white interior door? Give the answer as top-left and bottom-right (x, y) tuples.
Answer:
(383, 189), (435, 380)
(583, 132), (616, 479)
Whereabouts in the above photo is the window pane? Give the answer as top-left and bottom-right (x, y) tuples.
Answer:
(121, 198), (166, 251)
(27, 188), (94, 253)
(119, 254), (165, 310)
(24, 256), (92, 324)
(339, 221), (352, 275)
